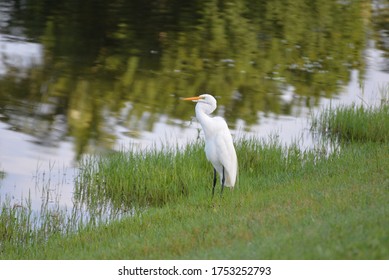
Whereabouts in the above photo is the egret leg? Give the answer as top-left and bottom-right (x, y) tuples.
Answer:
(212, 168), (217, 198)
(220, 166), (225, 196)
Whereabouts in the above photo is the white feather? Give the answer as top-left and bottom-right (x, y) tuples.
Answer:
(190, 94), (238, 188)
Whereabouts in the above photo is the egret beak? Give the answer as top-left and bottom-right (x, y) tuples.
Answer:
(182, 96), (202, 101)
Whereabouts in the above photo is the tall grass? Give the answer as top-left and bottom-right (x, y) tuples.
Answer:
(0, 192), (70, 255)
(0, 167), (116, 256)
(75, 142), (210, 209)
(312, 103), (389, 143)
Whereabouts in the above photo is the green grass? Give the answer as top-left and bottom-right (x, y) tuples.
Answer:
(1, 102), (388, 259)
(75, 142), (207, 209)
(312, 103), (389, 143)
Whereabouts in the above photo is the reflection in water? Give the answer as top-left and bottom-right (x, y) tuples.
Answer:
(0, 0), (388, 212)
(0, 0), (371, 156)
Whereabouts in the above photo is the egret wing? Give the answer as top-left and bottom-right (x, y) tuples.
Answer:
(213, 122), (237, 187)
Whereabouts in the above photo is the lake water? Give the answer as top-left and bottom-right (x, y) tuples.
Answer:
(0, 0), (388, 212)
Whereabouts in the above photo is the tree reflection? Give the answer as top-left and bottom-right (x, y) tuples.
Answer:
(371, 0), (389, 72)
(0, 0), (372, 158)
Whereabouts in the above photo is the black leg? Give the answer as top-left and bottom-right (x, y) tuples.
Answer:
(212, 168), (217, 198)
(220, 166), (225, 196)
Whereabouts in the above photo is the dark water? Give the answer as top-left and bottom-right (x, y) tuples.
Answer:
(0, 0), (388, 210)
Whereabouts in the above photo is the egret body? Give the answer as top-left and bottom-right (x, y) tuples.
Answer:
(182, 94), (238, 196)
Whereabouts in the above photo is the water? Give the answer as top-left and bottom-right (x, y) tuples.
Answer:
(0, 0), (388, 213)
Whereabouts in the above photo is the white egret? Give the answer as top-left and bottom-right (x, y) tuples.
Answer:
(182, 94), (238, 197)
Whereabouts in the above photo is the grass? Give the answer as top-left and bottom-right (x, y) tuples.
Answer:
(75, 142), (207, 209)
(0, 101), (388, 259)
(312, 103), (389, 143)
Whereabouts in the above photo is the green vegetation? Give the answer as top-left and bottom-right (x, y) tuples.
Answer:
(1, 102), (388, 259)
(319, 105), (388, 143)
(0, 168), (4, 181)
(75, 143), (207, 209)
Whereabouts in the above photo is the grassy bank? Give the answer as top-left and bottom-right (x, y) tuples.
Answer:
(1, 103), (388, 259)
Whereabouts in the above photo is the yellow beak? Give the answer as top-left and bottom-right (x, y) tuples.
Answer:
(182, 96), (202, 101)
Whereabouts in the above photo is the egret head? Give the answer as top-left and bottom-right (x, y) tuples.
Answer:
(182, 94), (217, 115)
